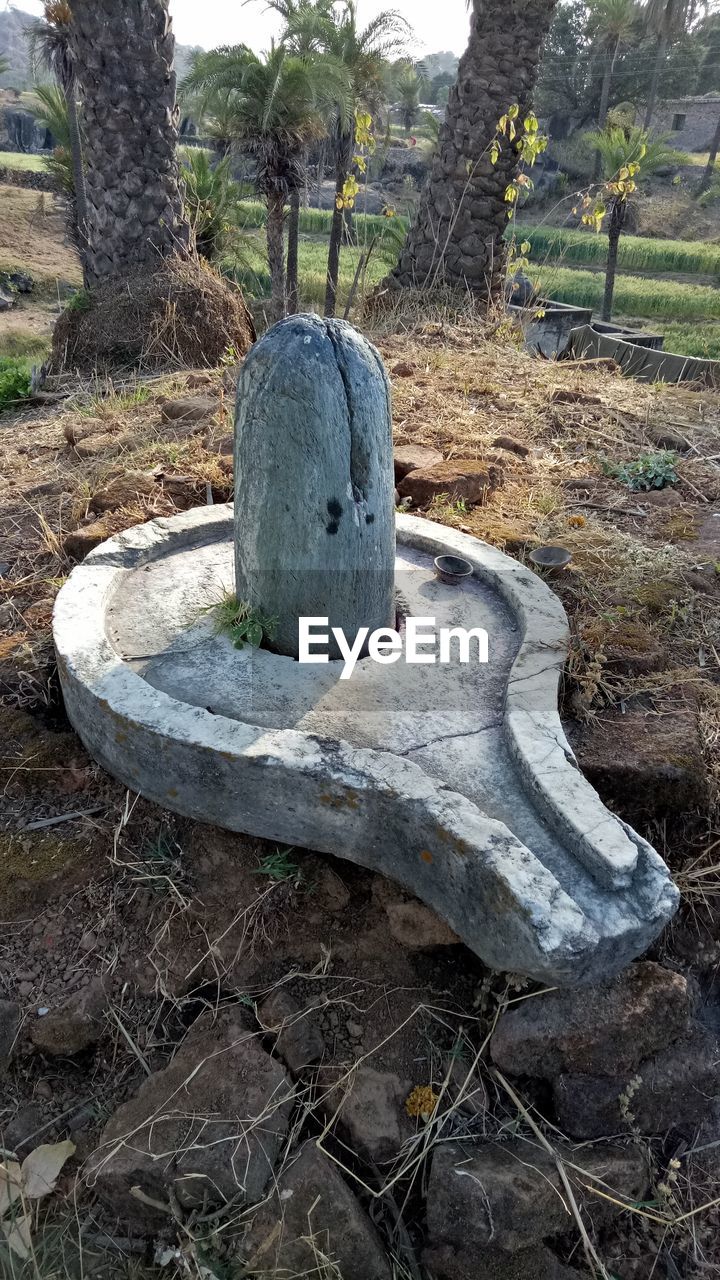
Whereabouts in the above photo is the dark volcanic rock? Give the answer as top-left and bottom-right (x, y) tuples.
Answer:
(243, 1142), (391, 1280)
(554, 1023), (720, 1139)
(490, 962), (691, 1078)
(85, 1012), (294, 1224)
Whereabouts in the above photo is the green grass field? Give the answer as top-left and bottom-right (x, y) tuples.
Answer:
(223, 232), (390, 309)
(0, 151), (47, 172)
(236, 199), (409, 239)
(532, 264), (720, 321)
(514, 224), (720, 276)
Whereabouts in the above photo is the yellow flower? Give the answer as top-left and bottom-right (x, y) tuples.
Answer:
(406, 1085), (440, 1121)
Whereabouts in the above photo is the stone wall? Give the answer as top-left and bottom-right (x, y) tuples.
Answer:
(0, 164), (55, 192)
(649, 95), (720, 152)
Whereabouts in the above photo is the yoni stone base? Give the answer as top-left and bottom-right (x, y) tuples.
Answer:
(52, 508), (679, 985)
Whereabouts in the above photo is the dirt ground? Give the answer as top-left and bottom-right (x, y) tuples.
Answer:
(2, 185), (720, 1277)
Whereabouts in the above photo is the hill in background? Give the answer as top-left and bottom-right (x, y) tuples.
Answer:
(0, 4), (200, 90)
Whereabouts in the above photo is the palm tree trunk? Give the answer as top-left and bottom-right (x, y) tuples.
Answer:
(602, 202), (624, 322)
(266, 190), (286, 323)
(64, 78), (90, 285)
(388, 0), (559, 298)
(69, 0), (191, 285)
(593, 37), (619, 182)
(324, 130), (352, 317)
(643, 33), (667, 130)
(697, 115), (720, 196)
(287, 187), (300, 314)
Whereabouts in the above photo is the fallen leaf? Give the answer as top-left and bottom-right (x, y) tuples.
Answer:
(21, 1141), (76, 1200)
(0, 1162), (22, 1218)
(2, 1211), (32, 1260)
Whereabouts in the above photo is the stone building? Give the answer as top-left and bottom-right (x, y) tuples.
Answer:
(648, 95), (720, 151)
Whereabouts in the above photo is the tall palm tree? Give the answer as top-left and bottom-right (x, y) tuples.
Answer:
(588, 125), (674, 319)
(27, 1), (89, 282)
(643, 0), (699, 129)
(68, 0), (191, 285)
(389, 0), (558, 298)
(396, 65), (421, 133)
(185, 43), (347, 320)
(590, 0), (638, 131)
(303, 0), (408, 317)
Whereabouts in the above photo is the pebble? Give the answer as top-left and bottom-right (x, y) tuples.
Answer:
(346, 1021), (364, 1039)
(80, 931), (97, 952)
(18, 981), (33, 998)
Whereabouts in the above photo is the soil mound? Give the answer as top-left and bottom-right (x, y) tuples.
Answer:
(50, 255), (255, 374)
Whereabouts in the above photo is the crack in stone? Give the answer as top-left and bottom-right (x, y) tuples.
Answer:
(399, 719), (503, 757)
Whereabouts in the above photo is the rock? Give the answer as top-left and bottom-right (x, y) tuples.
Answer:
(426, 1141), (646, 1255)
(505, 269), (537, 307)
(492, 435), (530, 459)
(425, 1243), (584, 1280)
(259, 989), (324, 1075)
(3, 1104), (46, 1155)
(0, 1001), (20, 1070)
(397, 459), (502, 508)
(63, 519), (116, 560)
(393, 445), (443, 481)
(89, 471), (156, 514)
(234, 315), (395, 661)
(554, 1022), (720, 1139)
(313, 864), (350, 913)
(338, 1067), (409, 1164)
(490, 962), (691, 1078)
(30, 978), (107, 1057)
(391, 360), (416, 377)
(0, 287), (15, 312)
(571, 709), (708, 820)
(73, 432), (121, 460)
(0, 270), (34, 295)
(646, 425), (689, 452)
(85, 1012), (294, 1224)
(156, 473), (208, 509)
(385, 901), (460, 950)
(243, 1142), (391, 1280)
(159, 396), (219, 424)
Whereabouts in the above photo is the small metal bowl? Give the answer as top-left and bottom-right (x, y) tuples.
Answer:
(434, 554), (473, 585)
(529, 545), (573, 575)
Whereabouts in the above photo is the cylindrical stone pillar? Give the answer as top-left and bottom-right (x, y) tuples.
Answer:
(234, 314), (396, 660)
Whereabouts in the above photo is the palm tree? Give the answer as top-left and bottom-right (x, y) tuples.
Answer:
(696, 114), (720, 196)
(389, 0), (558, 298)
(31, 82), (73, 193)
(590, 0), (638, 131)
(396, 65), (421, 133)
(27, 1), (89, 282)
(184, 43), (346, 320)
(68, 0), (191, 285)
(643, 0), (699, 129)
(295, 0), (408, 317)
(588, 125), (674, 319)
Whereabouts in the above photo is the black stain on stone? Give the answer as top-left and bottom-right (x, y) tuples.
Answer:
(326, 498), (342, 535)
(365, 513), (375, 525)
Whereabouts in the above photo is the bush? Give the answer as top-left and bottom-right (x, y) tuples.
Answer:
(181, 149), (243, 261)
(0, 356), (32, 413)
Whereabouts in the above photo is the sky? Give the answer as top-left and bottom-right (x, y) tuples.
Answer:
(11, 0), (471, 57)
